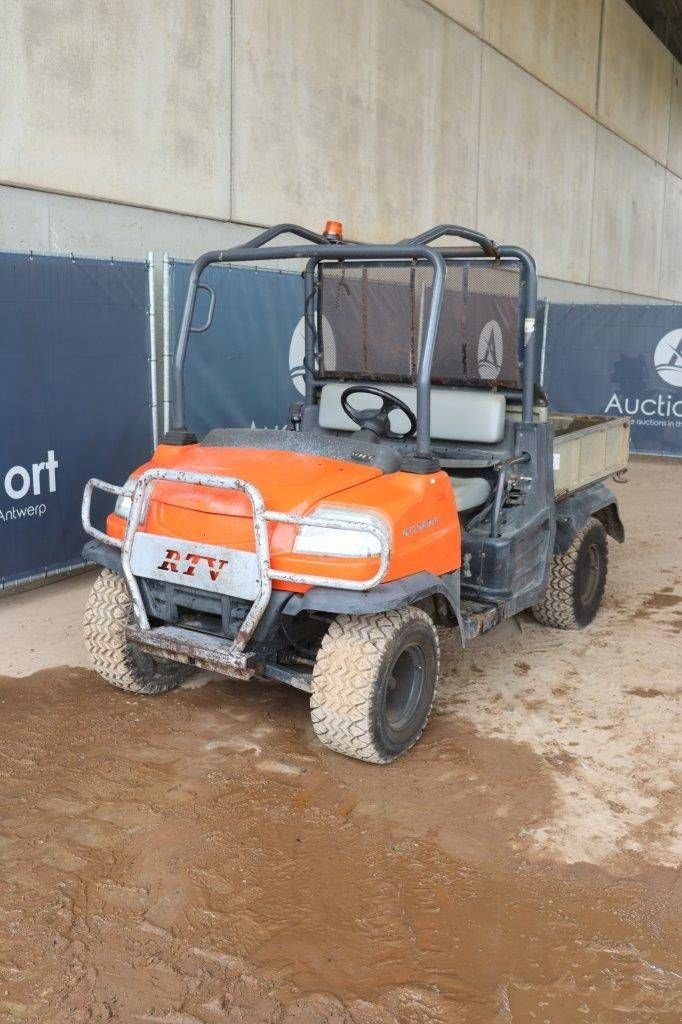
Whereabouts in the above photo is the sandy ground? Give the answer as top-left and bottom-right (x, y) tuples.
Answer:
(0, 457), (680, 1023)
(0, 571), (93, 678)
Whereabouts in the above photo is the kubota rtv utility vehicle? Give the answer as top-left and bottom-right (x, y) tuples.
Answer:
(82, 223), (629, 763)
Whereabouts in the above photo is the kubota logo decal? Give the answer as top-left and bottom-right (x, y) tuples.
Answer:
(157, 549), (229, 581)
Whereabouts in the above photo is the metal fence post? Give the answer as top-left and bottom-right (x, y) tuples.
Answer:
(162, 253), (171, 436)
(539, 299), (550, 387)
(147, 251), (158, 448)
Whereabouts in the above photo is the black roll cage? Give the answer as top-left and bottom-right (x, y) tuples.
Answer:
(170, 223), (538, 460)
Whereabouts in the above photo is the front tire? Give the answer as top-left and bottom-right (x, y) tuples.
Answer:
(532, 517), (608, 629)
(310, 607), (439, 764)
(83, 568), (188, 694)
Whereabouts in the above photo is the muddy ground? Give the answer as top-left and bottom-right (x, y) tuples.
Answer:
(0, 457), (680, 1023)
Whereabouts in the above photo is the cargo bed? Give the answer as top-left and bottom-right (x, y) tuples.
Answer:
(551, 413), (630, 499)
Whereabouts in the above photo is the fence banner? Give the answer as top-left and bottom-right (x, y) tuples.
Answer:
(165, 259), (304, 435)
(0, 251), (154, 587)
(541, 303), (682, 457)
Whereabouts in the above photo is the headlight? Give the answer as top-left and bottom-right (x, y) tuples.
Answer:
(293, 506), (388, 558)
(114, 477), (137, 519)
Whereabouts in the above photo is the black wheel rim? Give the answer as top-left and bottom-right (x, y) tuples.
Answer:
(578, 542), (601, 606)
(384, 644), (426, 736)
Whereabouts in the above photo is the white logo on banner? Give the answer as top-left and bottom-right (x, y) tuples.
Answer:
(603, 330), (682, 433)
(1, 449), (58, 523)
(654, 328), (682, 388)
(477, 320), (503, 380)
(289, 316), (337, 395)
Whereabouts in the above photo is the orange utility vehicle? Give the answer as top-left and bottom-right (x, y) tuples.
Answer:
(82, 223), (628, 763)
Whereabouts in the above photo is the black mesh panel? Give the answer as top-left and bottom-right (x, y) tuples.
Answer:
(318, 259), (521, 389)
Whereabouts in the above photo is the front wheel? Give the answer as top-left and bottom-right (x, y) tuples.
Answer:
(532, 517), (608, 629)
(83, 568), (189, 693)
(310, 607), (439, 764)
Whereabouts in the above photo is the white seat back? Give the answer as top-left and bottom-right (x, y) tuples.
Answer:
(318, 381), (506, 444)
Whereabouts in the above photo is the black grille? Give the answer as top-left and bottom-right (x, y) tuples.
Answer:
(141, 578), (250, 640)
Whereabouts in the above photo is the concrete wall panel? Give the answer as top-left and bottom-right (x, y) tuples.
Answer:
(484, 0), (601, 115)
(590, 127), (665, 296)
(478, 50), (596, 283)
(598, 0), (673, 164)
(0, 186), (252, 266)
(659, 172), (682, 301)
(667, 62), (682, 178)
(539, 274), (668, 304)
(232, 0), (481, 240)
(426, 0), (482, 34)
(0, 0), (231, 218)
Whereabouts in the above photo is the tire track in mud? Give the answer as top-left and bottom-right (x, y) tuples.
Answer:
(1, 665), (680, 1023)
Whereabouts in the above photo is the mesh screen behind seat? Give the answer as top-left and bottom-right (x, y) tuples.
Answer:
(318, 260), (522, 389)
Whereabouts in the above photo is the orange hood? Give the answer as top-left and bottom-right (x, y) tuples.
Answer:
(139, 443), (382, 518)
(106, 442), (460, 591)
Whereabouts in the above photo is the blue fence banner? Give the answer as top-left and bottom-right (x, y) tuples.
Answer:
(0, 251), (154, 587)
(166, 259), (304, 435)
(541, 303), (682, 457)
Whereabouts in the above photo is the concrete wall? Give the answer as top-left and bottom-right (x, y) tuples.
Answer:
(598, 0), (672, 164)
(232, 0), (481, 238)
(477, 48), (596, 284)
(667, 60), (682, 178)
(590, 127), (666, 296)
(1, 0), (681, 304)
(483, 0), (602, 116)
(1, 0), (231, 218)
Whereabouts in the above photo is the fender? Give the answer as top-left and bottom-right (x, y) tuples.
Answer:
(283, 569), (461, 620)
(554, 482), (624, 554)
(83, 539), (123, 575)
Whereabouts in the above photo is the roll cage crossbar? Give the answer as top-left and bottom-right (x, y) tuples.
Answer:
(169, 224), (538, 460)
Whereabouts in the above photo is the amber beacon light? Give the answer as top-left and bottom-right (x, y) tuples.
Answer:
(323, 220), (343, 240)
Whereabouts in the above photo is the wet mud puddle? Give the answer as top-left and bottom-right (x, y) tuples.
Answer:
(1, 667), (680, 1023)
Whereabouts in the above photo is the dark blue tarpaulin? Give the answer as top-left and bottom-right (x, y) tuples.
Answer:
(167, 260), (304, 435)
(541, 303), (682, 457)
(0, 252), (154, 587)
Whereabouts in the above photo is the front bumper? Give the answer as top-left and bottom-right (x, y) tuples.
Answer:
(127, 622), (254, 678)
(82, 468), (390, 678)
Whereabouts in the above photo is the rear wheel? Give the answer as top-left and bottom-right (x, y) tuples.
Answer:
(532, 517), (608, 629)
(310, 607), (439, 764)
(83, 568), (188, 693)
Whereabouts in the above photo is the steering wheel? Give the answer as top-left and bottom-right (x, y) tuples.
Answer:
(340, 385), (417, 440)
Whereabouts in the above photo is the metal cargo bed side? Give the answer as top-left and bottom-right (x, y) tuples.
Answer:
(549, 413), (629, 554)
(551, 414), (630, 498)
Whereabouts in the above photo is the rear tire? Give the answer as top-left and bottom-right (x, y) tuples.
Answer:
(310, 607), (439, 764)
(83, 569), (188, 694)
(532, 517), (608, 630)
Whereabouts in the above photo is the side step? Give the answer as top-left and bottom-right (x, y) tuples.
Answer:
(127, 623), (255, 679)
(459, 599), (501, 641)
